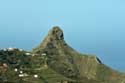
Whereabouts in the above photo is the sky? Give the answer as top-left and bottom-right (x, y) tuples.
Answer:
(0, 0), (125, 72)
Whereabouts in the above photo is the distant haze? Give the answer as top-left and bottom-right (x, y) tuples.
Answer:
(0, 0), (125, 72)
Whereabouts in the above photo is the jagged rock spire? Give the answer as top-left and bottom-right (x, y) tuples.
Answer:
(32, 26), (65, 53)
(48, 26), (64, 40)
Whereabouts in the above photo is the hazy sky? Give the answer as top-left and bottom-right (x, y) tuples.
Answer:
(0, 0), (125, 72)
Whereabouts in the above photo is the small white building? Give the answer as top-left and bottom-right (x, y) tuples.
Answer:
(19, 74), (24, 77)
(25, 53), (31, 55)
(23, 73), (28, 77)
(14, 68), (18, 72)
(34, 74), (38, 78)
(31, 54), (35, 56)
(8, 47), (15, 51)
(42, 53), (47, 56)
(18, 73), (28, 77)
(20, 71), (23, 74)
(3, 48), (7, 51)
(2, 63), (8, 69)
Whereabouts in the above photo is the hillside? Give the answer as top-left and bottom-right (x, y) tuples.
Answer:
(0, 26), (125, 83)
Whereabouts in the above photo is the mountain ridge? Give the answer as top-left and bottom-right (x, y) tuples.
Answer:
(0, 26), (124, 83)
(32, 26), (125, 83)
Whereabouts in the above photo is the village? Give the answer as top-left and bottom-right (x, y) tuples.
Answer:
(0, 47), (49, 82)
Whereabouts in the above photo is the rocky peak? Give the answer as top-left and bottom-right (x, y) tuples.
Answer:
(31, 27), (125, 82)
(48, 26), (64, 40)
(32, 26), (66, 54)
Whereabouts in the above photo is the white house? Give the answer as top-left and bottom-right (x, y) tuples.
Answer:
(19, 74), (24, 77)
(25, 53), (31, 55)
(14, 68), (18, 72)
(34, 74), (38, 78)
(20, 71), (23, 74)
(8, 47), (15, 51)
(42, 53), (47, 56)
(3, 48), (7, 51)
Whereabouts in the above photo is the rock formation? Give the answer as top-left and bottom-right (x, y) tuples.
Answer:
(0, 26), (125, 83)
(32, 26), (125, 83)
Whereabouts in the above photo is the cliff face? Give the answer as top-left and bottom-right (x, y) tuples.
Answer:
(32, 26), (125, 83)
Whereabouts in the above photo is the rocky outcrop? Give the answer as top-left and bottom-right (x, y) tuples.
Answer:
(32, 26), (125, 83)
